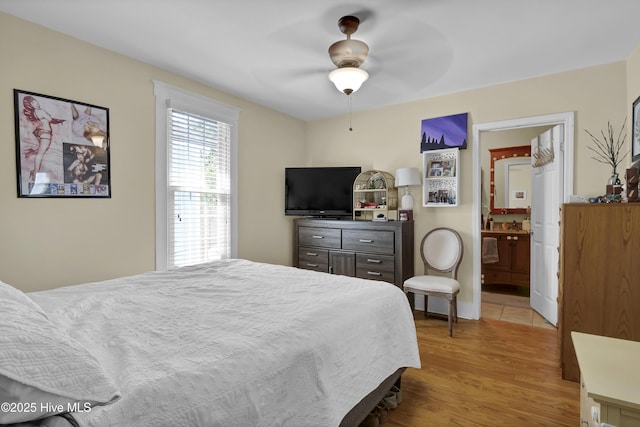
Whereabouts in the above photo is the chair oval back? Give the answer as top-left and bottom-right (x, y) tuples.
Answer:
(420, 227), (463, 278)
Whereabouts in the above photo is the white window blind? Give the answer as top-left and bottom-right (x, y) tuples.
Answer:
(154, 81), (239, 271)
(167, 109), (232, 268)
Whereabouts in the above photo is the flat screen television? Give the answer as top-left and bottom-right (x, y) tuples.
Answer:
(285, 166), (361, 217)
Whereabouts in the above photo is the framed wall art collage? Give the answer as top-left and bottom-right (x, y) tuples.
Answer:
(14, 89), (110, 198)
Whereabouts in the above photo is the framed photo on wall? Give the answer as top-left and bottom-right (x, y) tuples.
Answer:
(633, 95), (640, 163)
(427, 160), (442, 177)
(512, 190), (526, 201)
(14, 89), (110, 198)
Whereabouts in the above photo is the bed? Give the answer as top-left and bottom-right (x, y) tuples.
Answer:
(0, 259), (420, 427)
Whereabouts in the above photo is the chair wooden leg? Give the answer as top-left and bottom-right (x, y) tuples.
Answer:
(448, 298), (454, 337)
(453, 296), (458, 323)
(424, 295), (429, 318)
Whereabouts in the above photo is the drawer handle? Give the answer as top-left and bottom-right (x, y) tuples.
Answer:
(306, 263), (319, 267)
(359, 239), (373, 243)
(512, 236), (518, 240)
(367, 271), (382, 276)
(366, 258), (382, 264)
(306, 252), (318, 256)
(506, 236), (512, 240)
(312, 235), (324, 239)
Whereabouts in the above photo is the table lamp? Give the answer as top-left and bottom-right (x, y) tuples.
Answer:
(395, 167), (422, 210)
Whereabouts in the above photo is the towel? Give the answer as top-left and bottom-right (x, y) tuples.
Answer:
(482, 237), (499, 264)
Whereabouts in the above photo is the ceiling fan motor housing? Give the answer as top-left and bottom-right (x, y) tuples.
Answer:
(328, 15), (369, 68)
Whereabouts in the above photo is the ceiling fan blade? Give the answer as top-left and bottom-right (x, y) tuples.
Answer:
(255, 64), (330, 84)
(349, 8), (375, 24)
(364, 18), (453, 89)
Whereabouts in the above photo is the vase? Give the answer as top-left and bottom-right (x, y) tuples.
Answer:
(608, 170), (621, 186)
(606, 170), (622, 197)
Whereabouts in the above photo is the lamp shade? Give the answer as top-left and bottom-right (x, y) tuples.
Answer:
(328, 67), (369, 95)
(395, 168), (421, 187)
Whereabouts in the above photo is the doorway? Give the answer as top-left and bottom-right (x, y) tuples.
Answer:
(479, 127), (548, 312)
(471, 112), (575, 323)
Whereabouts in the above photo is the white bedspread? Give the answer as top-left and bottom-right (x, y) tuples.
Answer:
(29, 259), (420, 427)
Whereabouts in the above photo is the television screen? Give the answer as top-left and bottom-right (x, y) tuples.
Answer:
(285, 167), (361, 217)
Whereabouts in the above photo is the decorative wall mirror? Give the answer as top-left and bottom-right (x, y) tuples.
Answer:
(489, 145), (531, 215)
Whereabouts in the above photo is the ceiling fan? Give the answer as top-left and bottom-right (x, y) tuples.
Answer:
(327, 15), (370, 95)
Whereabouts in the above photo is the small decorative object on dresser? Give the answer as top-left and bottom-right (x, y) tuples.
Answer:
(584, 119), (628, 197)
(626, 167), (639, 201)
(399, 209), (413, 221)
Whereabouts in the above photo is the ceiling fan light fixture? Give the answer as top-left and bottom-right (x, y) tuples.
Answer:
(328, 67), (369, 95)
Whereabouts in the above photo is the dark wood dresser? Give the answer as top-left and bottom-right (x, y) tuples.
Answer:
(293, 218), (414, 288)
(559, 203), (640, 382)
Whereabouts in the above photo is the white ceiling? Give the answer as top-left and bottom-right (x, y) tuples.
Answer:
(2, 0), (640, 121)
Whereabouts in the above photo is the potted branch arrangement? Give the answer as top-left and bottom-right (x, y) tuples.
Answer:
(585, 118), (628, 198)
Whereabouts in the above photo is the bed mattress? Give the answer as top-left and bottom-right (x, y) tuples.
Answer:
(18, 259), (420, 426)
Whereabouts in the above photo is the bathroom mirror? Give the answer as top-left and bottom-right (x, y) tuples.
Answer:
(489, 145), (531, 215)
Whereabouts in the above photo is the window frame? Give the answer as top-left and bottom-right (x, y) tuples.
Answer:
(153, 81), (240, 270)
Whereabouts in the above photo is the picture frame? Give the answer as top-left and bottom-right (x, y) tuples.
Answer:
(441, 159), (456, 177)
(14, 89), (110, 198)
(427, 158), (456, 178)
(512, 190), (526, 201)
(427, 160), (443, 177)
(419, 112), (468, 152)
(633, 95), (640, 163)
(429, 167), (443, 177)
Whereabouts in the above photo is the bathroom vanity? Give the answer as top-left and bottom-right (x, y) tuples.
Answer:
(481, 229), (530, 287)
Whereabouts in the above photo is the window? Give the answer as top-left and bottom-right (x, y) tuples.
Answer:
(154, 81), (240, 270)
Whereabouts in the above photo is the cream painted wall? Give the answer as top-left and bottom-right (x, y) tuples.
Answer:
(627, 42), (640, 168)
(2, 11), (637, 306)
(0, 13), (306, 291)
(307, 62), (628, 310)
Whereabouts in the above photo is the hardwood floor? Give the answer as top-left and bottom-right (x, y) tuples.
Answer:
(385, 313), (580, 426)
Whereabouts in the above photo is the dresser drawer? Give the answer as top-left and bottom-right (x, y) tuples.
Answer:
(293, 218), (414, 288)
(356, 253), (395, 283)
(298, 227), (341, 249)
(343, 230), (394, 254)
(298, 247), (329, 272)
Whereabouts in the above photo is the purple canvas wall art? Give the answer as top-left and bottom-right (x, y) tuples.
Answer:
(420, 112), (468, 152)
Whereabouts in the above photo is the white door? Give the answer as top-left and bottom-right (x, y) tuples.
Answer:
(530, 125), (563, 326)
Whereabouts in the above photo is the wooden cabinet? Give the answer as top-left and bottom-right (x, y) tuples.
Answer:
(481, 231), (530, 287)
(293, 218), (414, 288)
(559, 204), (640, 382)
